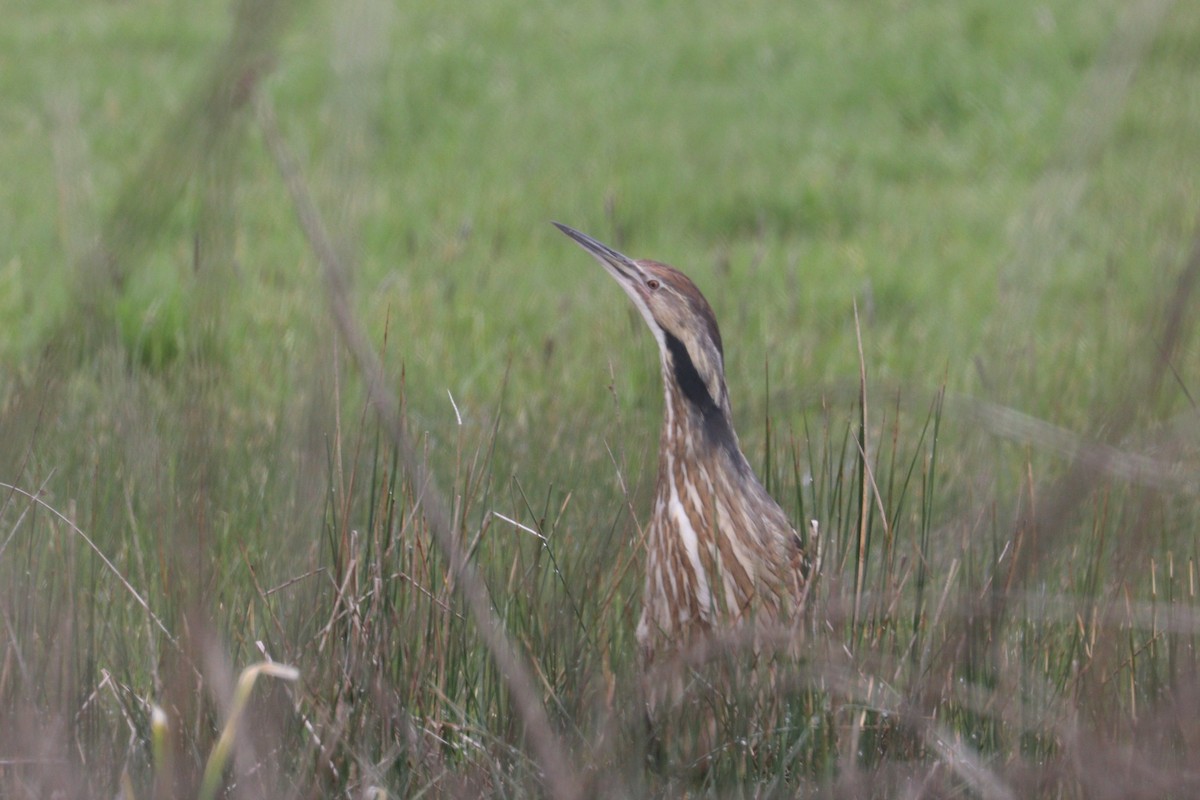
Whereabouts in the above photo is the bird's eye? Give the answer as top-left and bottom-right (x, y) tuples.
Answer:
(646, 279), (660, 290)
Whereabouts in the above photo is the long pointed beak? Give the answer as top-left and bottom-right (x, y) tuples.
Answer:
(553, 222), (647, 288)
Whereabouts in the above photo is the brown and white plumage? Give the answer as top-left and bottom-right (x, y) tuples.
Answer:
(555, 224), (809, 672)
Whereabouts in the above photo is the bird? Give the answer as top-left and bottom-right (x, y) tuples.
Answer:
(554, 223), (811, 681)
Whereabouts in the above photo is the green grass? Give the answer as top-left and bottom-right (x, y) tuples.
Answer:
(3, 0), (1200, 796)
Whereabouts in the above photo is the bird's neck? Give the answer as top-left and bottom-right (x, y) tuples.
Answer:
(638, 370), (763, 661)
(656, 368), (746, 485)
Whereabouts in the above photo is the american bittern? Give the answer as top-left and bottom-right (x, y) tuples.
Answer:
(554, 223), (810, 677)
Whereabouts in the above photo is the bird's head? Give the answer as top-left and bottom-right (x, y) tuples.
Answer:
(554, 223), (731, 424)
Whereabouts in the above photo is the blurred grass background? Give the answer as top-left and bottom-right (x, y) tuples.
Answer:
(2, 0), (1199, 796)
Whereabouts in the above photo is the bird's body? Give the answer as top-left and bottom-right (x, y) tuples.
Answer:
(555, 224), (809, 673)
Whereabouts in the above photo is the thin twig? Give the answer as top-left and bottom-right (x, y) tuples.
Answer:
(0, 481), (177, 647)
(852, 299), (869, 631)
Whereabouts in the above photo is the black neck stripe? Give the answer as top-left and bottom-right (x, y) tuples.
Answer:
(663, 331), (735, 450)
(664, 332), (715, 412)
